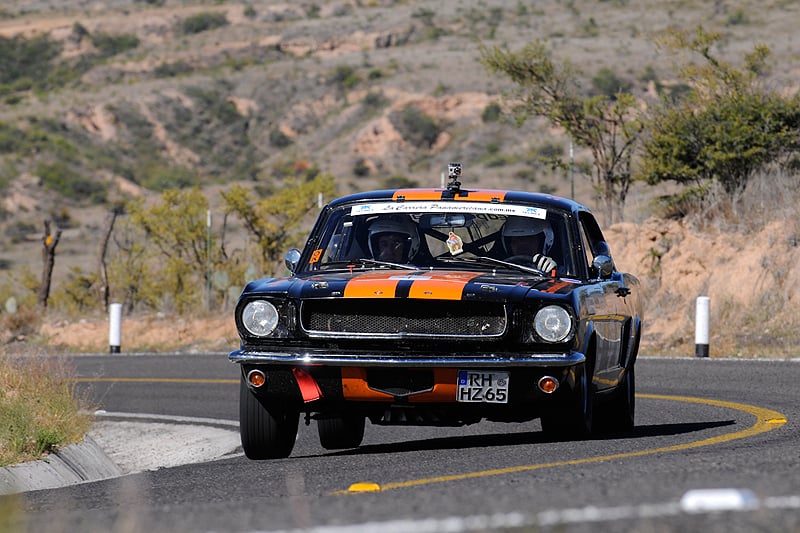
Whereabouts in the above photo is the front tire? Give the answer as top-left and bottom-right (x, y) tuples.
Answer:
(541, 363), (593, 440)
(318, 414), (365, 450)
(239, 377), (299, 459)
(594, 365), (635, 433)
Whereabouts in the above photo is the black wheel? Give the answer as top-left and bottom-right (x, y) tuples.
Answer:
(541, 363), (594, 440)
(239, 377), (299, 459)
(317, 414), (366, 450)
(594, 365), (636, 433)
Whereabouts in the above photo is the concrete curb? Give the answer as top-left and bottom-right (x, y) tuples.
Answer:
(0, 436), (123, 495)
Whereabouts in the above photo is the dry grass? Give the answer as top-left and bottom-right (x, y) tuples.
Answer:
(0, 355), (93, 466)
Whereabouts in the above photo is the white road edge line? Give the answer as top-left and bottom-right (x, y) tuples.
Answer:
(260, 492), (800, 533)
(93, 410), (239, 428)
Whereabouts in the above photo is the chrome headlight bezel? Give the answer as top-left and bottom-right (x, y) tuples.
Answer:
(241, 299), (280, 337)
(533, 305), (573, 343)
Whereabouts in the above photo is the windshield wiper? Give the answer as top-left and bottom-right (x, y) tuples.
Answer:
(436, 254), (546, 275)
(319, 259), (419, 271)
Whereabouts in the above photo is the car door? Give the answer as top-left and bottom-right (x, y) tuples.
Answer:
(577, 212), (630, 389)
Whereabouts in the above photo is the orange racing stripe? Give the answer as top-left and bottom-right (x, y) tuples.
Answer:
(343, 272), (400, 298)
(454, 190), (507, 202)
(407, 272), (481, 300)
(392, 189), (443, 200)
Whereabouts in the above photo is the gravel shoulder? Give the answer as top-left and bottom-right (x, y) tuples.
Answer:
(0, 419), (241, 495)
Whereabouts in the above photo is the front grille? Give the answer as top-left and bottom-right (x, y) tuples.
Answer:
(301, 299), (507, 338)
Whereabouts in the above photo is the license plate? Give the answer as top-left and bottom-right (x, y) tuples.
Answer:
(457, 370), (509, 403)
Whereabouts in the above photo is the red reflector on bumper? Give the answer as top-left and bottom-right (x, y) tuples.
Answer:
(292, 367), (322, 403)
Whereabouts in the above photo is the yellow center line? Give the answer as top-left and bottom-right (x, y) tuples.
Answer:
(77, 377), (239, 384)
(339, 393), (788, 494)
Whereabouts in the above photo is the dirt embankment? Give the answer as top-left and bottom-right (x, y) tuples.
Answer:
(607, 218), (800, 357)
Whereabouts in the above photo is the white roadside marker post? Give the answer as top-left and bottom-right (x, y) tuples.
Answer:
(695, 296), (710, 357)
(109, 302), (122, 354)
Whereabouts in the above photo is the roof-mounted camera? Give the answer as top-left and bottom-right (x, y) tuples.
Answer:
(446, 162), (462, 195)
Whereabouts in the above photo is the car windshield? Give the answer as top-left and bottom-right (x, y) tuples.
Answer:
(302, 201), (578, 277)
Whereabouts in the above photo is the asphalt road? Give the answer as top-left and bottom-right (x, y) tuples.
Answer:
(3, 354), (799, 533)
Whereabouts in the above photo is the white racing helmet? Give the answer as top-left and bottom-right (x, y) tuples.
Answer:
(502, 216), (554, 254)
(367, 215), (420, 261)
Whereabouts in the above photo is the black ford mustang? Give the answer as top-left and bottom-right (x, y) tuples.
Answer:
(230, 166), (642, 459)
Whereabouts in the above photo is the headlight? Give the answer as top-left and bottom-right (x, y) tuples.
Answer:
(241, 300), (279, 337)
(534, 305), (572, 343)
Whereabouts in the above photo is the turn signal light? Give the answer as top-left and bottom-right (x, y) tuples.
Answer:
(247, 370), (266, 388)
(537, 376), (559, 394)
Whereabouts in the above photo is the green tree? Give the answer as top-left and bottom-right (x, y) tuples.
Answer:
(107, 217), (159, 312)
(640, 28), (800, 200)
(222, 173), (335, 274)
(480, 41), (643, 223)
(126, 189), (211, 312)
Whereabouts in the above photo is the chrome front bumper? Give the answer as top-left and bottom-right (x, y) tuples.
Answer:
(229, 349), (585, 368)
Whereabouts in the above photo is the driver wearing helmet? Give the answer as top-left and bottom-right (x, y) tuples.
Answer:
(367, 215), (420, 263)
(502, 216), (557, 273)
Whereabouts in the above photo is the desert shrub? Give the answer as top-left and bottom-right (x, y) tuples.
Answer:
(49, 267), (99, 314)
(514, 168), (538, 182)
(353, 158), (370, 177)
(0, 305), (41, 339)
(535, 140), (565, 159)
(330, 64), (360, 89)
(154, 61), (194, 78)
(269, 128), (293, 148)
(388, 105), (442, 149)
(36, 161), (108, 204)
(0, 122), (23, 153)
(305, 5), (321, 18)
(482, 102), (502, 123)
(726, 9), (749, 26)
(90, 32), (140, 58)
(382, 175), (418, 189)
(161, 85), (255, 180)
(0, 34), (61, 87)
(135, 160), (198, 191)
(4, 221), (36, 244)
(591, 67), (632, 99)
(179, 12), (229, 35)
(50, 207), (77, 229)
(270, 159), (320, 181)
(363, 90), (388, 109)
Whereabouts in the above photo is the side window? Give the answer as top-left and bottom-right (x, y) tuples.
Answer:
(577, 212), (611, 278)
(578, 219), (594, 277)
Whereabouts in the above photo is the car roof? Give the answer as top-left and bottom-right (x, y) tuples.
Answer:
(327, 187), (590, 214)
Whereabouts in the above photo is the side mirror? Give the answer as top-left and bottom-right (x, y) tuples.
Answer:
(592, 255), (615, 280)
(285, 248), (301, 273)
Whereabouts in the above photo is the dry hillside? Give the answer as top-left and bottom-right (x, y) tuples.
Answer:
(1, 0), (800, 357)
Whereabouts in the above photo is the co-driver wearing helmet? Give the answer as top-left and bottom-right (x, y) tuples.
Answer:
(501, 216), (557, 273)
(367, 215), (420, 263)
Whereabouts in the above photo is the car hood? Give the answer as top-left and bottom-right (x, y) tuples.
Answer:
(242, 269), (580, 303)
